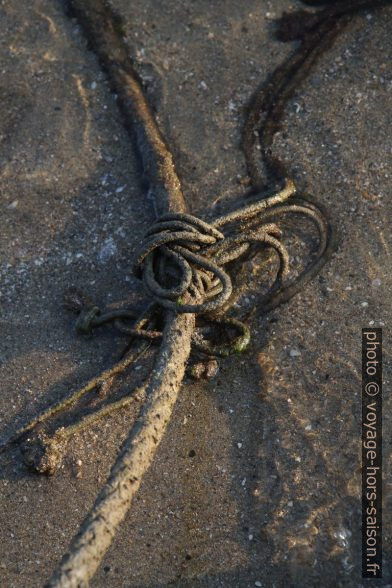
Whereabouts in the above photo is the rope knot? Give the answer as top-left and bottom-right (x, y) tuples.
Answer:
(75, 305), (101, 334)
(132, 184), (328, 317)
(63, 287), (101, 334)
(133, 212), (234, 315)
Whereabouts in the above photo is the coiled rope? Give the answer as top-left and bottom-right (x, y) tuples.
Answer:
(1, 0), (362, 475)
(133, 179), (328, 317)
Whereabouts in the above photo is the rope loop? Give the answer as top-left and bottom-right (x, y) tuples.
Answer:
(75, 305), (101, 335)
(133, 206), (293, 315)
(133, 212), (233, 314)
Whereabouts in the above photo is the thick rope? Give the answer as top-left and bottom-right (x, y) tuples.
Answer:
(2, 0), (389, 585)
(133, 179), (329, 316)
(2, 0), (377, 475)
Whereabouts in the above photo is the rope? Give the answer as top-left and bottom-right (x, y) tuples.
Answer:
(60, 181), (330, 352)
(3, 0), (379, 477)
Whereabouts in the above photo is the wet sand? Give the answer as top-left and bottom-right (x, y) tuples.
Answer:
(0, 1), (391, 586)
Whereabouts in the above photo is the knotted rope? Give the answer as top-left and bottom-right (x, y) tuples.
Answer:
(133, 211), (285, 315)
(1, 0), (342, 476)
(133, 212), (232, 314)
(132, 179), (328, 319)
(16, 1), (388, 584)
(64, 179), (330, 357)
(2, 179), (330, 475)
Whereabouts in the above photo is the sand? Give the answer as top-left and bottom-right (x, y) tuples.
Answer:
(0, 1), (391, 586)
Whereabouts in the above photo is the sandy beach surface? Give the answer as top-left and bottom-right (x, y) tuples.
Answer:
(0, 1), (391, 586)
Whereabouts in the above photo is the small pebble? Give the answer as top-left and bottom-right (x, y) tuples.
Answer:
(205, 359), (219, 379)
(361, 301), (368, 307)
(189, 363), (205, 380)
(371, 278), (381, 287)
(199, 80), (208, 90)
(189, 359), (218, 380)
(237, 442), (242, 449)
(8, 200), (18, 209)
(290, 348), (301, 357)
(98, 237), (117, 263)
(90, 81), (97, 89)
(255, 582), (262, 587)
